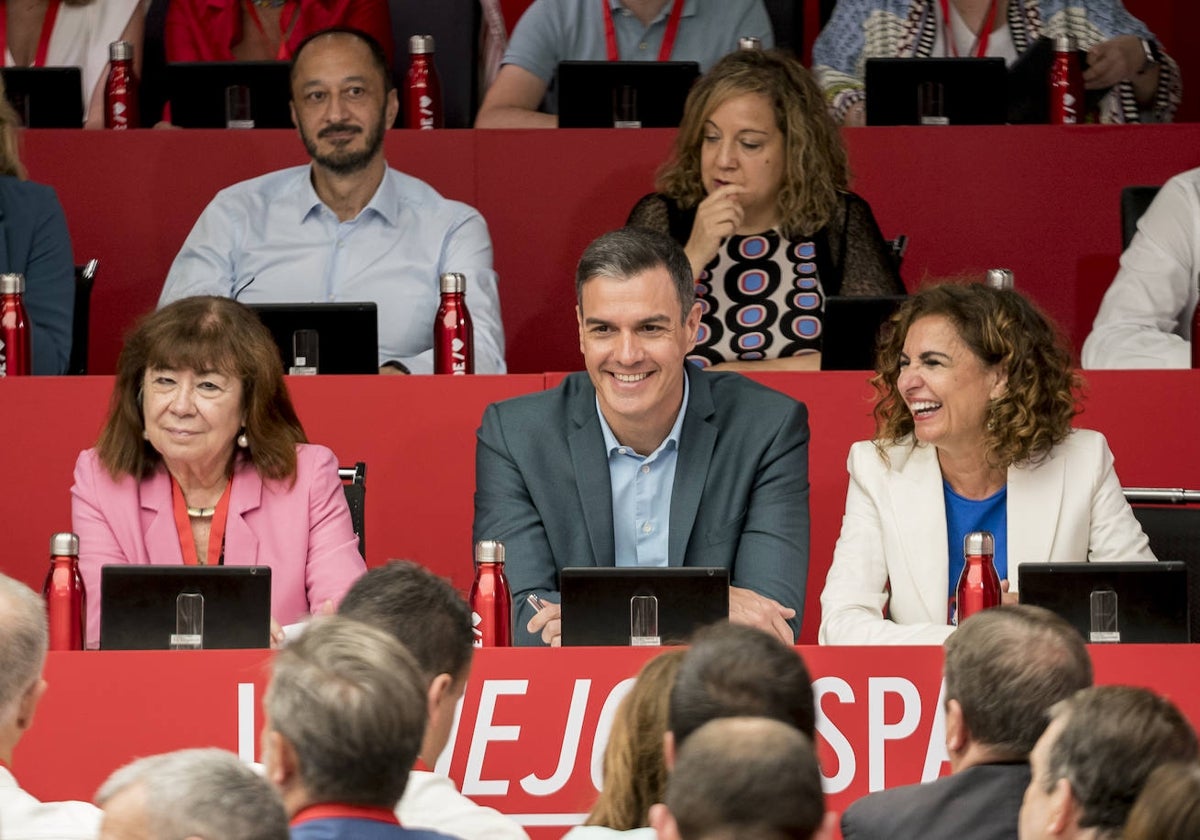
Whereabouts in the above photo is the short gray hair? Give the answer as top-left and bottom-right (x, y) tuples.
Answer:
(96, 748), (288, 840)
(576, 227), (696, 322)
(0, 573), (48, 717)
(265, 616), (427, 808)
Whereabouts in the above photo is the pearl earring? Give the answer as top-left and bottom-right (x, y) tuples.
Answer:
(238, 432), (250, 449)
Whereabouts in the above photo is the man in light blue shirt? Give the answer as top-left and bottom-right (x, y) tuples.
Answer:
(159, 28), (505, 374)
(475, 0), (774, 127)
(474, 227), (810, 646)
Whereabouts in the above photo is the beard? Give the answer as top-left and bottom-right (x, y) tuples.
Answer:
(300, 106), (387, 176)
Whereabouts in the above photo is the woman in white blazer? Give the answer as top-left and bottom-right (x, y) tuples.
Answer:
(820, 283), (1155, 645)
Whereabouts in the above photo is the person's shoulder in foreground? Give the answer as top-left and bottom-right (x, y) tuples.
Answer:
(1082, 165), (1200, 370)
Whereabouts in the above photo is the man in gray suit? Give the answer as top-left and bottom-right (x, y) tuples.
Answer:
(473, 227), (810, 646)
(842, 605), (1094, 840)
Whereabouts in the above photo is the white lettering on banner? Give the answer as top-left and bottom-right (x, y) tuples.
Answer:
(813, 677), (856, 794)
(238, 683), (255, 762)
(590, 678), (636, 790)
(868, 677), (921, 792)
(463, 680), (528, 796)
(521, 680), (592, 795)
(921, 677), (949, 781)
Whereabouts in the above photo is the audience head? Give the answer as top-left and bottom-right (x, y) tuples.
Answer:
(337, 560), (474, 761)
(650, 717), (832, 840)
(0, 573), (48, 752)
(289, 28), (397, 176)
(871, 282), (1080, 469)
(97, 296), (306, 482)
(943, 605), (1092, 766)
(1121, 762), (1200, 840)
(669, 622), (815, 751)
(657, 48), (849, 239)
(1019, 685), (1199, 840)
(96, 748), (288, 840)
(585, 649), (686, 830)
(262, 616), (427, 812)
(0, 75), (25, 178)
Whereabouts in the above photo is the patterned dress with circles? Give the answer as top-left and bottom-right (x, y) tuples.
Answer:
(690, 230), (824, 367)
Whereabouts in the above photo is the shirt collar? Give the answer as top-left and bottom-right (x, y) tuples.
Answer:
(296, 166), (397, 226)
(596, 369), (690, 458)
(609, 0), (697, 23)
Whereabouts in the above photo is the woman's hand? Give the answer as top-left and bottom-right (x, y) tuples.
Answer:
(685, 184), (747, 278)
(1084, 35), (1147, 89)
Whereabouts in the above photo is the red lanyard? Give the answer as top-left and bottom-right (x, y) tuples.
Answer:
(170, 475), (233, 568)
(243, 0), (300, 61)
(291, 804), (402, 827)
(937, 0), (999, 58)
(0, 0), (63, 67)
(602, 0), (684, 63)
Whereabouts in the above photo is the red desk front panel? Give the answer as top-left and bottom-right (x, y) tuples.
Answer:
(17, 645), (1200, 840)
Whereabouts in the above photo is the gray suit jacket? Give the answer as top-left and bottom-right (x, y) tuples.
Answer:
(473, 365), (810, 645)
(841, 762), (1031, 840)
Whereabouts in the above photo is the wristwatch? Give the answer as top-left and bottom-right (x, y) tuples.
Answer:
(1138, 38), (1162, 75)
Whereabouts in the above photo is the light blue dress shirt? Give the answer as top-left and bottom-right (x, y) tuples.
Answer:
(159, 165), (505, 373)
(596, 374), (690, 567)
(503, 0), (775, 113)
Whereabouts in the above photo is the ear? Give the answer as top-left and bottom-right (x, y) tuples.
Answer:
(262, 729), (299, 789)
(1044, 777), (1076, 837)
(16, 678), (47, 732)
(290, 100), (299, 130)
(989, 366), (1009, 401)
(577, 304), (586, 354)
(385, 87), (400, 128)
(662, 730), (676, 772)
(684, 301), (702, 348)
(426, 672), (454, 719)
(811, 811), (839, 840)
(649, 803), (680, 840)
(944, 698), (968, 756)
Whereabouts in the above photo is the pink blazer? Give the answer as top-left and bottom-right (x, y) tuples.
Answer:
(71, 444), (366, 649)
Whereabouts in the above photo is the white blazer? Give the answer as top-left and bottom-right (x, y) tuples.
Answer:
(819, 429), (1155, 645)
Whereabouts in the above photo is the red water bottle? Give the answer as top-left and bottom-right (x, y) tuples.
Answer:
(953, 531), (1001, 625)
(405, 35), (443, 130)
(434, 272), (474, 374)
(471, 540), (512, 647)
(0, 273), (31, 377)
(43, 533), (86, 651)
(104, 41), (139, 129)
(1049, 34), (1083, 125)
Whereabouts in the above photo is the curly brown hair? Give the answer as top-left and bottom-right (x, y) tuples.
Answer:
(871, 282), (1081, 468)
(655, 48), (849, 238)
(96, 296), (307, 482)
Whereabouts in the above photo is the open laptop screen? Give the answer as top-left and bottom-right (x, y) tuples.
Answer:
(247, 302), (379, 375)
(0, 67), (84, 127)
(100, 566), (272, 650)
(865, 57), (1007, 126)
(167, 61), (293, 128)
(560, 567), (728, 646)
(1018, 561), (1189, 643)
(557, 60), (700, 128)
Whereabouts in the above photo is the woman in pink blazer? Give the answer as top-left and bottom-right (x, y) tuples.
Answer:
(71, 296), (365, 649)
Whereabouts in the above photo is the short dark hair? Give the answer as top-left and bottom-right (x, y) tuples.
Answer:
(290, 27), (394, 94)
(1044, 685), (1199, 837)
(944, 605), (1092, 757)
(265, 616), (427, 808)
(338, 560), (473, 684)
(97, 296), (306, 481)
(576, 227), (696, 322)
(669, 623), (815, 747)
(666, 717), (825, 840)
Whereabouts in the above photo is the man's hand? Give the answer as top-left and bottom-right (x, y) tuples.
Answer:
(728, 586), (795, 645)
(1000, 579), (1018, 606)
(528, 600), (562, 647)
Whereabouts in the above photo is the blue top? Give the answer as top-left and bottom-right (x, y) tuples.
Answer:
(597, 373), (689, 567)
(159, 166), (505, 373)
(0, 176), (74, 375)
(291, 817), (455, 840)
(944, 480), (1007, 600)
(502, 0), (774, 112)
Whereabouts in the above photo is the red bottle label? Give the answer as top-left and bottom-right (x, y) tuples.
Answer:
(953, 553), (1002, 625)
(405, 57), (443, 130)
(1049, 51), (1083, 125)
(0, 294), (31, 377)
(470, 563), (512, 647)
(105, 60), (139, 130)
(44, 558), (86, 651)
(434, 295), (474, 375)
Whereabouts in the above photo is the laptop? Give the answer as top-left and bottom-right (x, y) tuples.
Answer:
(559, 567), (729, 646)
(247, 302), (379, 375)
(0, 67), (84, 127)
(1006, 37), (1110, 124)
(167, 61), (293, 128)
(865, 57), (1007, 125)
(820, 294), (906, 371)
(557, 60), (700, 128)
(100, 566), (273, 650)
(1018, 561), (1190, 643)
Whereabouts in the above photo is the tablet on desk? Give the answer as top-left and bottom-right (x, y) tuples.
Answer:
(557, 60), (700, 128)
(0, 67), (84, 127)
(247, 302), (379, 375)
(865, 57), (1007, 125)
(168, 61), (293, 128)
(100, 566), (273, 650)
(559, 566), (728, 646)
